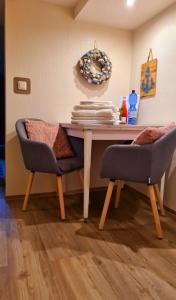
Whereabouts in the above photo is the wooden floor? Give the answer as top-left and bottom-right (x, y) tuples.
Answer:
(1, 186), (176, 299)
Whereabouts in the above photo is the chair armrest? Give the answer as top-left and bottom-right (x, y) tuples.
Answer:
(19, 139), (59, 174)
(101, 144), (153, 183)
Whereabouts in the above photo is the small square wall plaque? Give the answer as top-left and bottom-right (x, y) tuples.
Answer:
(14, 77), (31, 94)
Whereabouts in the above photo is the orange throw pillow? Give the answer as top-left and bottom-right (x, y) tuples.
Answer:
(25, 120), (74, 158)
(133, 122), (176, 145)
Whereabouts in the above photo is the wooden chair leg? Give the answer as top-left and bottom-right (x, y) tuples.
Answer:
(114, 180), (123, 208)
(99, 181), (114, 230)
(56, 178), (59, 198)
(77, 169), (84, 188)
(56, 176), (66, 220)
(121, 181), (125, 189)
(154, 184), (165, 216)
(22, 171), (35, 211)
(147, 185), (163, 239)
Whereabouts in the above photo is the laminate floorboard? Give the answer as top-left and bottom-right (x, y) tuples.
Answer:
(1, 186), (176, 299)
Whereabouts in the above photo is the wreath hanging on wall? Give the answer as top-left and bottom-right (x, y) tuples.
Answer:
(79, 48), (112, 85)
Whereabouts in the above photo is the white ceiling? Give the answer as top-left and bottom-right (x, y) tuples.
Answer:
(44, 0), (176, 30)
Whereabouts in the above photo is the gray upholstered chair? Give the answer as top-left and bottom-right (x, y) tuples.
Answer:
(15, 119), (84, 219)
(99, 128), (176, 239)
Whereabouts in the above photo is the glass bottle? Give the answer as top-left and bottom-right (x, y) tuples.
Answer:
(120, 97), (128, 124)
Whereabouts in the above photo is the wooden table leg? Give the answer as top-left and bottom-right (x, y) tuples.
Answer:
(83, 129), (92, 220)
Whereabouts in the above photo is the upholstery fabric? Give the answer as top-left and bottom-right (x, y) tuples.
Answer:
(25, 120), (74, 159)
(133, 122), (176, 145)
(101, 128), (176, 184)
(15, 119), (84, 175)
(57, 157), (83, 174)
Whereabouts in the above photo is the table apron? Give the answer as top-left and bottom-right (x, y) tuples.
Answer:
(66, 128), (140, 140)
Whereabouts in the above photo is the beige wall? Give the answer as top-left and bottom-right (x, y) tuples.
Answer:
(5, 0), (132, 196)
(130, 3), (176, 210)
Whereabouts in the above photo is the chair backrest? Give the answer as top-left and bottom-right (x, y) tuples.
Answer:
(16, 119), (28, 141)
(15, 118), (41, 142)
(150, 128), (176, 183)
(15, 118), (43, 170)
(16, 119), (84, 161)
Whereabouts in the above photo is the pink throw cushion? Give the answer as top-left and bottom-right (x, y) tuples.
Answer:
(25, 120), (74, 158)
(133, 122), (176, 145)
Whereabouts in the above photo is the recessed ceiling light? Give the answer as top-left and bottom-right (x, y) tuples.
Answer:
(127, 0), (135, 7)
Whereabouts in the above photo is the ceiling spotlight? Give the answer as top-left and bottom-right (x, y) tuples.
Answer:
(127, 0), (135, 7)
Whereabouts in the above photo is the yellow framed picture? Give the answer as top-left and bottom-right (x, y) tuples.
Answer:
(140, 58), (157, 98)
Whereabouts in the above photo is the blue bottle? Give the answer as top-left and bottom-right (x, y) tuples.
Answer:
(128, 90), (137, 125)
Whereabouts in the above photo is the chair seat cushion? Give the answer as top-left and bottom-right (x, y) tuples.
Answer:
(133, 122), (176, 145)
(57, 157), (83, 174)
(25, 120), (74, 159)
